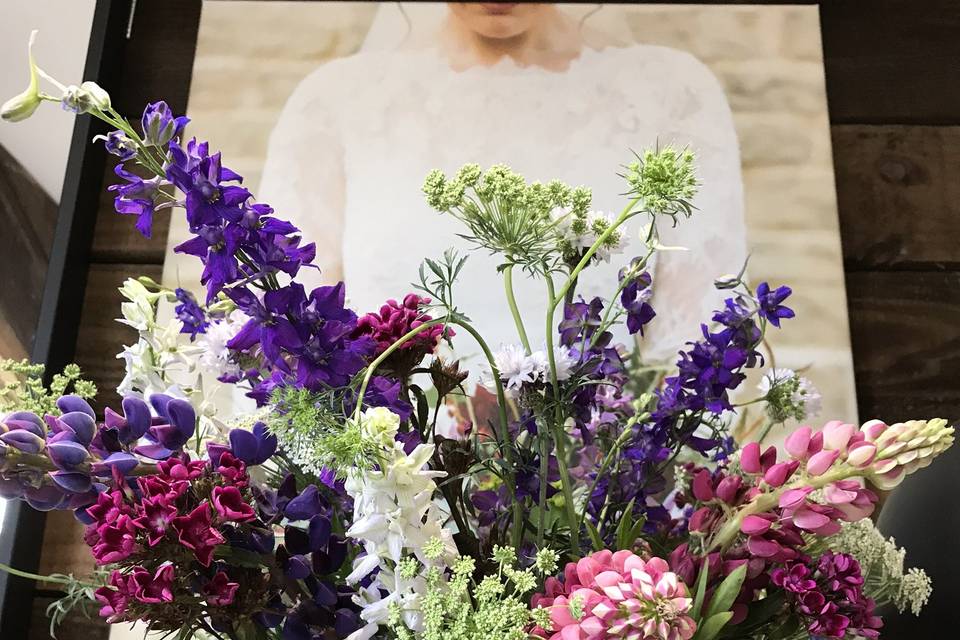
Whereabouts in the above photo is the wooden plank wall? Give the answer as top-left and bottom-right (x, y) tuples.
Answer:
(0, 144), (58, 359)
(10, 0), (959, 638)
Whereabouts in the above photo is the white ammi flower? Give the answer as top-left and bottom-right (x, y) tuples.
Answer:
(759, 368), (822, 422)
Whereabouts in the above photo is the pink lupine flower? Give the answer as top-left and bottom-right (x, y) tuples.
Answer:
(531, 550), (696, 640)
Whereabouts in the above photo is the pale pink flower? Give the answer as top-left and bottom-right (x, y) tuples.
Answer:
(531, 550), (696, 640)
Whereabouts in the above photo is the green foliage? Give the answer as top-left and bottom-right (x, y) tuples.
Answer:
(45, 570), (107, 639)
(0, 359), (97, 416)
(267, 386), (376, 478)
(689, 563), (746, 640)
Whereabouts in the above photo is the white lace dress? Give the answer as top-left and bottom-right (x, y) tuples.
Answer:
(259, 45), (746, 374)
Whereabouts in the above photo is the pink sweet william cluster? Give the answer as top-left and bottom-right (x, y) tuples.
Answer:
(86, 452), (253, 623)
(354, 294), (451, 359)
(531, 550), (696, 640)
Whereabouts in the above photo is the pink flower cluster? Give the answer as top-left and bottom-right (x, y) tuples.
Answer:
(87, 453), (252, 622)
(354, 293), (450, 356)
(531, 550), (696, 640)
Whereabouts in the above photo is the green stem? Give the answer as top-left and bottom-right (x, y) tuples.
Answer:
(757, 420), (777, 444)
(544, 272), (581, 555)
(576, 417), (642, 534)
(353, 319), (446, 422)
(0, 562), (99, 589)
(503, 264), (531, 353)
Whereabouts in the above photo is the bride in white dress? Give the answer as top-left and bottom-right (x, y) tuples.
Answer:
(258, 3), (746, 413)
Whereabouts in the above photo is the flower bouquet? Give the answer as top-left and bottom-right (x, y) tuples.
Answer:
(0, 33), (950, 640)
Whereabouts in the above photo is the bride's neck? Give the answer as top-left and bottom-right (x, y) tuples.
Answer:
(440, 8), (583, 70)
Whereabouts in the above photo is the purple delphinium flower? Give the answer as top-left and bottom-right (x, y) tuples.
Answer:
(174, 287), (209, 339)
(140, 101), (189, 147)
(619, 260), (656, 336)
(97, 130), (137, 160)
(756, 281), (795, 327)
(165, 138), (251, 230)
(108, 164), (165, 238)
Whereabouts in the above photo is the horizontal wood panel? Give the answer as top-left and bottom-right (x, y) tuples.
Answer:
(820, 0), (960, 124)
(832, 125), (960, 270)
(846, 271), (960, 423)
(74, 263), (163, 412)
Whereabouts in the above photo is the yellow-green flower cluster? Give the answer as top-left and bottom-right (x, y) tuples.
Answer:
(390, 541), (558, 640)
(422, 164), (590, 270)
(0, 360), (96, 416)
(624, 145), (698, 220)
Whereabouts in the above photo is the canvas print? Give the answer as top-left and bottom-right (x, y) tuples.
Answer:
(165, 2), (856, 443)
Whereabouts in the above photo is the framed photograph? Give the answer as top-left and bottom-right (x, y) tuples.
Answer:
(167, 2), (856, 438)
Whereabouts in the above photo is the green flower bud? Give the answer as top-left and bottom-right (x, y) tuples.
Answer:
(1, 31), (42, 123)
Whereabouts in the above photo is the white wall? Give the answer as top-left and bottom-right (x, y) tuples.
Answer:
(0, 0), (97, 200)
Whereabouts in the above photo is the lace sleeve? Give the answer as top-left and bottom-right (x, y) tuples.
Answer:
(638, 50), (748, 362)
(258, 65), (347, 286)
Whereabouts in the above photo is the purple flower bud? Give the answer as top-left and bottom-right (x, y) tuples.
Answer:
(284, 554), (312, 580)
(308, 515), (332, 552)
(4, 411), (45, 433)
(46, 439), (89, 470)
(3, 417), (44, 438)
(115, 396), (151, 443)
(206, 442), (230, 467)
(57, 411), (96, 446)
(228, 428), (258, 465)
(91, 452), (139, 477)
(249, 528), (275, 555)
(24, 484), (69, 511)
(0, 476), (25, 499)
(50, 471), (93, 494)
(334, 609), (361, 637)
(141, 101), (189, 147)
(166, 398), (197, 440)
(284, 485), (323, 521)
(56, 395), (95, 418)
(1, 429), (46, 454)
(312, 580), (337, 607)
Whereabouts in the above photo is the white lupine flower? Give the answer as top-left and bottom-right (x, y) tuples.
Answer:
(344, 409), (457, 639)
